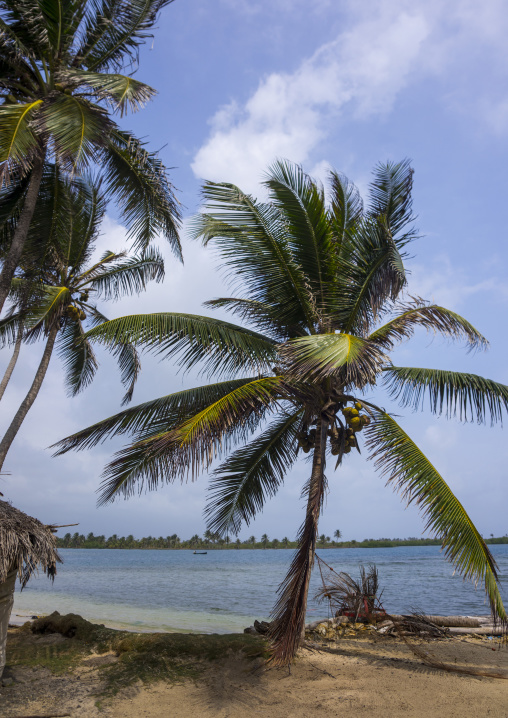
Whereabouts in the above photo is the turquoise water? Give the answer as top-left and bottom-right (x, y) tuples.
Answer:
(12, 546), (508, 633)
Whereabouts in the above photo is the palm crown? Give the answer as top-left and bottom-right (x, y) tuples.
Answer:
(54, 160), (508, 665)
(0, 0), (180, 310)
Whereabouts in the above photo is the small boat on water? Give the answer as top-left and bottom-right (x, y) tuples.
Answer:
(193, 551), (207, 555)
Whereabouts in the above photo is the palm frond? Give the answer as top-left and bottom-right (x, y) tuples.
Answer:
(0, 99), (42, 180)
(96, 376), (281, 504)
(328, 169), (363, 248)
(203, 297), (303, 341)
(369, 299), (488, 352)
(101, 128), (181, 254)
(279, 332), (387, 387)
(365, 411), (506, 624)
(84, 312), (277, 377)
(84, 247), (165, 300)
(190, 180), (316, 333)
(75, 0), (175, 72)
(367, 158), (416, 243)
(60, 69), (157, 115)
(264, 159), (332, 310)
(51, 377), (263, 454)
(383, 366), (508, 425)
(57, 315), (98, 396)
(38, 95), (111, 170)
(205, 410), (301, 536)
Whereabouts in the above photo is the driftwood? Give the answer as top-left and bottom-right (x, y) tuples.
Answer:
(389, 615), (483, 628)
(448, 626), (502, 635)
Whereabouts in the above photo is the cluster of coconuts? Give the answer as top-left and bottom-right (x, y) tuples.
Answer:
(329, 402), (371, 456)
(66, 304), (86, 321)
(297, 427), (317, 453)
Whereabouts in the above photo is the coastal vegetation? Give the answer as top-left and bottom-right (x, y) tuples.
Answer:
(54, 159), (508, 665)
(55, 532), (508, 550)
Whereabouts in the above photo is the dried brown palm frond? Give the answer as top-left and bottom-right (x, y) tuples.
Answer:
(0, 500), (61, 587)
(315, 563), (382, 621)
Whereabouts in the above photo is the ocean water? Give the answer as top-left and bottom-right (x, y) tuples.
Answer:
(12, 546), (508, 633)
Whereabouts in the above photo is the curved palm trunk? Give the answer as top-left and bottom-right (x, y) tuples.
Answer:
(0, 157), (45, 315)
(0, 328), (23, 402)
(268, 415), (328, 666)
(0, 324), (58, 471)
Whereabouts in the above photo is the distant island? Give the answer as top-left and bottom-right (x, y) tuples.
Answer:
(56, 532), (508, 550)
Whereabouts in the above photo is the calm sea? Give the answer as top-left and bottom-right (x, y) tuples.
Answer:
(12, 546), (508, 633)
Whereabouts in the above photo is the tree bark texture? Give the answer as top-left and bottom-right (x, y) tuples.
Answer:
(0, 328), (23, 402)
(0, 323), (58, 471)
(268, 414), (329, 665)
(0, 158), (45, 315)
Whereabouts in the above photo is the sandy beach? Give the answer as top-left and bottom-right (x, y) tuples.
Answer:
(2, 620), (507, 718)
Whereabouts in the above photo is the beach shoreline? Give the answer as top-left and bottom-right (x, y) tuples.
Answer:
(3, 615), (508, 718)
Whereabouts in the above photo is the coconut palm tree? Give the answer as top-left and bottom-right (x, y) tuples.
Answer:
(334, 529), (342, 541)
(0, 0), (180, 312)
(0, 168), (163, 470)
(53, 159), (508, 666)
(261, 533), (269, 548)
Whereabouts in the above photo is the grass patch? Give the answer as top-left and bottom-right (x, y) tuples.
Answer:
(7, 612), (267, 697)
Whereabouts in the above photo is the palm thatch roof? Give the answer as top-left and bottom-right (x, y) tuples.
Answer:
(0, 500), (61, 588)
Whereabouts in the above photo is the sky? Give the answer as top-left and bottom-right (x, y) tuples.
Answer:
(1, 0), (508, 543)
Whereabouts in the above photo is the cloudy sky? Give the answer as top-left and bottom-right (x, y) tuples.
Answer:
(1, 0), (508, 543)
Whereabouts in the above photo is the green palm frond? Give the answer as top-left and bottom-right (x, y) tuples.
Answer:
(0, 99), (43, 180)
(279, 332), (387, 386)
(84, 247), (165, 300)
(57, 315), (98, 396)
(166, 376), (282, 477)
(328, 169), (363, 249)
(203, 297), (303, 341)
(96, 376), (281, 504)
(38, 95), (111, 170)
(365, 411), (506, 623)
(367, 159), (416, 242)
(264, 159), (332, 308)
(76, 0), (175, 72)
(205, 410), (301, 537)
(84, 304), (140, 405)
(369, 300), (488, 352)
(101, 128), (181, 254)
(0, 308), (24, 347)
(84, 312), (277, 377)
(52, 377), (263, 454)
(60, 69), (156, 115)
(24, 284), (71, 332)
(190, 180), (316, 333)
(338, 219), (407, 335)
(383, 367), (508, 424)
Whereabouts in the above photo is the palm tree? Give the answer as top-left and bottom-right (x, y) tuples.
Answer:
(334, 529), (342, 541)
(281, 537), (289, 548)
(248, 536), (256, 547)
(318, 534), (326, 546)
(0, 0), (180, 312)
(261, 533), (269, 548)
(53, 159), (508, 666)
(0, 169), (163, 470)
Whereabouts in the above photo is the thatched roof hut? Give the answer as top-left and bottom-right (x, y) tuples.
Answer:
(0, 500), (61, 588)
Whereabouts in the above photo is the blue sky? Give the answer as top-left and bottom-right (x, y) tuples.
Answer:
(1, 0), (508, 543)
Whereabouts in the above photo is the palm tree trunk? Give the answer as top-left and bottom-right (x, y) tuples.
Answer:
(0, 328), (23, 402)
(0, 324), (58, 472)
(0, 157), (45, 315)
(268, 415), (328, 666)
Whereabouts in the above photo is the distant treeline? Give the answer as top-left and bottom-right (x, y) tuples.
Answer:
(56, 532), (508, 550)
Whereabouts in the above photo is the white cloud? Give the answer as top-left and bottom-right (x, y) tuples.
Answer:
(192, 0), (508, 192)
(192, 9), (428, 191)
